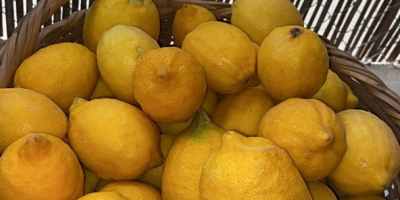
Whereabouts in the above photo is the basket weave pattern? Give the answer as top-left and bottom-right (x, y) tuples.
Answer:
(0, 0), (399, 199)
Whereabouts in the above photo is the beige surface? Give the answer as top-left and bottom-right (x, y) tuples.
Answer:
(367, 64), (400, 95)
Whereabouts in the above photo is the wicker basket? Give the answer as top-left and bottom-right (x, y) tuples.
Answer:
(0, 0), (399, 199)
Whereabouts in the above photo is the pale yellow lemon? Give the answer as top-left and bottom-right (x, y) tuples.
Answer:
(83, 0), (160, 53)
(328, 109), (400, 196)
(97, 24), (160, 104)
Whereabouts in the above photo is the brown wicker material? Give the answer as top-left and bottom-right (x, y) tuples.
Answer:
(0, 0), (399, 199)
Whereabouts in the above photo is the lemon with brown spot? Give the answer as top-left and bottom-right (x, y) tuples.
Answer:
(258, 26), (329, 102)
(231, 0), (304, 45)
(0, 88), (68, 153)
(0, 133), (84, 200)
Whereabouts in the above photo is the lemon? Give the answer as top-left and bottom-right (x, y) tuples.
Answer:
(162, 109), (225, 200)
(343, 82), (359, 109)
(200, 89), (219, 116)
(246, 42), (261, 87)
(83, 0), (160, 53)
(211, 86), (275, 137)
(231, 0), (303, 45)
(83, 166), (101, 195)
(258, 98), (347, 181)
(172, 4), (216, 47)
(0, 133), (84, 200)
(340, 195), (387, 200)
(13, 42), (98, 113)
(68, 97), (163, 180)
(78, 191), (126, 200)
(200, 131), (312, 200)
(312, 69), (348, 112)
(0, 88), (68, 153)
(306, 181), (337, 200)
(139, 134), (177, 188)
(328, 109), (400, 196)
(156, 115), (195, 135)
(97, 24), (160, 104)
(99, 181), (162, 200)
(133, 47), (207, 123)
(182, 21), (256, 94)
(258, 26), (329, 102)
(90, 76), (115, 100)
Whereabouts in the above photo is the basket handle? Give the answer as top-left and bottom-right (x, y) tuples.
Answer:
(0, 0), (70, 88)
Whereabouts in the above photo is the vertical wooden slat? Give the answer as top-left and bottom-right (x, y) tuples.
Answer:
(323, 0), (344, 38)
(63, 2), (71, 19)
(0, 0), (3, 38)
(294, 0), (301, 9)
(344, 1), (371, 52)
(386, 27), (400, 62)
(330, 0), (353, 44)
(89, 0), (96, 6)
(16, 0), (24, 23)
(365, 0), (400, 61)
(334, 0), (362, 46)
(299, 0), (313, 21)
(378, 18), (400, 62)
(26, 0), (33, 13)
(307, 0), (322, 29)
(313, 0), (332, 33)
(356, 0), (391, 59)
(81, 0), (87, 9)
(5, 0), (15, 37)
(72, 0), (80, 12)
(347, 1), (380, 56)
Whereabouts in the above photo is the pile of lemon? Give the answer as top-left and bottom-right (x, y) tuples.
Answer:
(0, 0), (399, 199)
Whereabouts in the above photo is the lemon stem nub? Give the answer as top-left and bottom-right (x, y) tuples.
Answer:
(290, 27), (302, 38)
